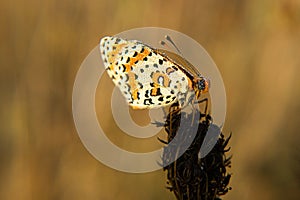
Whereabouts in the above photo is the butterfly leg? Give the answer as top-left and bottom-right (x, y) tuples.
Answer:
(169, 101), (181, 116)
(187, 94), (211, 124)
(196, 98), (212, 121)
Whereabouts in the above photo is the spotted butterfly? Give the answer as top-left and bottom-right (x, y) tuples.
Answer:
(99, 36), (209, 109)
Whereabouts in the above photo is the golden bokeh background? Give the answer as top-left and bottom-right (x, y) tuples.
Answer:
(1, 0), (300, 199)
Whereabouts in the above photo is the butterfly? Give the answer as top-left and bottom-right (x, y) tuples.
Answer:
(99, 36), (209, 109)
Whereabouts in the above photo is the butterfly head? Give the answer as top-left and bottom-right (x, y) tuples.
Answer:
(193, 77), (210, 97)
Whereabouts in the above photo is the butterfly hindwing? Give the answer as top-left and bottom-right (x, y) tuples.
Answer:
(100, 36), (190, 109)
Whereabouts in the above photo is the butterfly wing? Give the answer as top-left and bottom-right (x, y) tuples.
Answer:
(100, 36), (190, 109)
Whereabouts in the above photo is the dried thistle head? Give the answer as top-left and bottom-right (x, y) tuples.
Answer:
(161, 104), (232, 200)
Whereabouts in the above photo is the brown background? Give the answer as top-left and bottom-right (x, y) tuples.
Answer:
(1, 0), (300, 199)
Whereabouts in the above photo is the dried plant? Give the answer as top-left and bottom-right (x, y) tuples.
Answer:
(160, 104), (232, 200)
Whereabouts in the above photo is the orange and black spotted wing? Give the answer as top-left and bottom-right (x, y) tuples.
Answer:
(100, 36), (191, 109)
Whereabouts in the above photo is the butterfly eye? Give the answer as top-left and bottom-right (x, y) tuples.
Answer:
(197, 78), (209, 93)
(198, 79), (206, 90)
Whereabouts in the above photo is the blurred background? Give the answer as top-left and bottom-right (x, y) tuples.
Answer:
(1, 0), (300, 199)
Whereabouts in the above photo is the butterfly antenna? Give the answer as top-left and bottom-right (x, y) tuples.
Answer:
(160, 40), (166, 46)
(160, 36), (183, 56)
(162, 35), (202, 79)
(165, 35), (183, 56)
(164, 35), (201, 77)
(159, 40), (172, 50)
